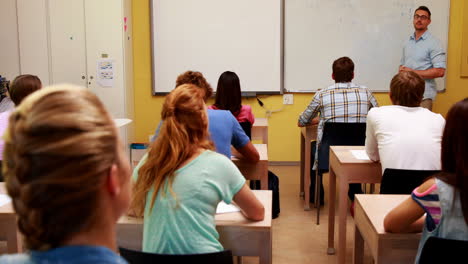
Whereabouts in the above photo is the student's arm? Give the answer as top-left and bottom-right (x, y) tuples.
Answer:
(233, 184), (265, 221)
(384, 197), (425, 233)
(234, 141), (260, 163)
(231, 114), (259, 162)
(384, 179), (435, 233)
(298, 94), (321, 127)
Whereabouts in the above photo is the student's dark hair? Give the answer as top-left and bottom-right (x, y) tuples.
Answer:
(437, 98), (468, 224)
(390, 71), (424, 107)
(332, 57), (354, 83)
(9, 74), (42, 105)
(415, 6), (431, 18)
(175, 71), (213, 101)
(214, 71), (242, 115)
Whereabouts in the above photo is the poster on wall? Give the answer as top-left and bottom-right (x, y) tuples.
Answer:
(97, 59), (115, 87)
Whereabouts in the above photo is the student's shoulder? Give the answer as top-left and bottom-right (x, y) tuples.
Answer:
(415, 178), (437, 194)
(367, 105), (393, 115)
(201, 150), (236, 168)
(241, 104), (252, 112)
(420, 108), (445, 123)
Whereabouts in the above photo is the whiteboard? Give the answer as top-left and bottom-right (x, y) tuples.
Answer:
(284, 0), (450, 92)
(151, 0), (282, 94)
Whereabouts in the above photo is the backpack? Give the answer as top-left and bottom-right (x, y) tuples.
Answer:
(249, 171), (280, 219)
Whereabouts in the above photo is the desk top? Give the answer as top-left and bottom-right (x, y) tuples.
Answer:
(232, 144), (268, 162)
(300, 124), (318, 140)
(1, 183), (272, 229)
(253, 118), (268, 128)
(330, 146), (379, 165)
(119, 190), (272, 229)
(355, 194), (418, 235)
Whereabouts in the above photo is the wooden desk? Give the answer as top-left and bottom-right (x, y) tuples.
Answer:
(232, 144), (269, 190)
(252, 118), (268, 144)
(354, 194), (420, 264)
(117, 190), (272, 264)
(327, 146), (381, 264)
(0, 183), (23, 253)
(299, 124), (317, 210)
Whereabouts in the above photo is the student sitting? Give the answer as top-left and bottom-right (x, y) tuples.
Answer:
(0, 74), (42, 181)
(153, 71), (259, 162)
(365, 71), (445, 193)
(0, 85), (131, 264)
(209, 71), (254, 138)
(298, 57), (378, 203)
(384, 98), (468, 263)
(131, 84), (264, 254)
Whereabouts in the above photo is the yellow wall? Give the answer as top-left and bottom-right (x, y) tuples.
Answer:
(132, 0), (468, 162)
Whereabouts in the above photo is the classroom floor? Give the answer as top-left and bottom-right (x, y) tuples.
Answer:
(242, 165), (374, 264)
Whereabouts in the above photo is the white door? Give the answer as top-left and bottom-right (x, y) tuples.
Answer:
(84, 0), (125, 119)
(16, 0), (50, 85)
(0, 0), (21, 81)
(48, 0), (87, 87)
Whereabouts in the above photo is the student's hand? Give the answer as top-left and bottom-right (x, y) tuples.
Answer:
(311, 117), (319, 125)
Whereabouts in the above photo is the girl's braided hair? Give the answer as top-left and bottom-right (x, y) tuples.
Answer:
(3, 85), (118, 250)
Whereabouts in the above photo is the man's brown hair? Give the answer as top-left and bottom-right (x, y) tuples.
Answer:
(390, 71), (425, 107)
(332, 57), (354, 83)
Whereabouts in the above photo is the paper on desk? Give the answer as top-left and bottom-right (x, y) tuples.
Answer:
(216, 201), (240, 214)
(114, 118), (132, 128)
(0, 194), (11, 207)
(350, 150), (370, 160)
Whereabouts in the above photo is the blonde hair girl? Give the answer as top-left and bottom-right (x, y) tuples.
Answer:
(0, 85), (131, 264)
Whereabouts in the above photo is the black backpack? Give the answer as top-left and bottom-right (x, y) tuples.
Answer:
(249, 171), (280, 219)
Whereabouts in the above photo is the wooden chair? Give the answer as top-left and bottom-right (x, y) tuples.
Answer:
(119, 247), (234, 264)
(419, 236), (468, 263)
(314, 122), (366, 224)
(380, 169), (440, 194)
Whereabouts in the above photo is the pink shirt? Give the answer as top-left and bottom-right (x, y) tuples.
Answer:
(209, 105), (255, 124)
(0, 110), (12, 160)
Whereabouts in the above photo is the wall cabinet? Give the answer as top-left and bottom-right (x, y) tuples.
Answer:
(0, 0), (134, 152)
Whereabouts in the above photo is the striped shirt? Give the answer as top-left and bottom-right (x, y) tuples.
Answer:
(298, 83), (378, 169)
(412, 183), (441, 231)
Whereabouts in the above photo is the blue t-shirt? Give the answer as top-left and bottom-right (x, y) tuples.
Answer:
(153, 109), (249, 158)
(133, 150), (246, 254)
(0, 245), (127, 264)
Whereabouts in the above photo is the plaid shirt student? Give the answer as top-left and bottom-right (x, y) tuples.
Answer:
(298, 82), (378, 169)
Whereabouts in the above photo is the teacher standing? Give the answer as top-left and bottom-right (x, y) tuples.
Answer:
(399, 6), (446, 111)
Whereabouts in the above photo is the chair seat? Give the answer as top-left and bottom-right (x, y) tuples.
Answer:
(419, 236), (468, 263)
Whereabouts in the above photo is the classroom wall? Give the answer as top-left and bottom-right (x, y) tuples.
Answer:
(133, 0), (468, 162)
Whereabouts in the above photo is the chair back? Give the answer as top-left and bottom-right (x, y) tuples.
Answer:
(239, 121), (252, 140)
(119, 247), (234, 264)
(317, 122), (366, 171)
(380, 169), (440, 194)
(419, 236), (468, 263)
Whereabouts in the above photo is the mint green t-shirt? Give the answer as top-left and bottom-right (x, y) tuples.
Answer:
(133, 150), (246, 254)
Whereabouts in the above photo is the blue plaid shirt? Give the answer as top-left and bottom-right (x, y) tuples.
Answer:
(298, 83), (378, 169)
